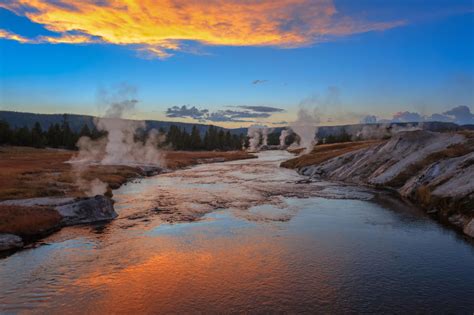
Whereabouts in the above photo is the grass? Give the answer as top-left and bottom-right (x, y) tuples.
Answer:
(0, 205), (62, 237)
(163, 150), (256, 169)
(280, 140), (382, 169)
(0, 146), (255, 242)
(0, 146), (255, 200)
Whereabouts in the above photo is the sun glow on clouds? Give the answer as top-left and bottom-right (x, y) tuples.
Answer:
(0, 0), (404, 58)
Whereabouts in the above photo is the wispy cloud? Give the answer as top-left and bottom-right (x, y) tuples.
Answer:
(165, 104), (283, 122)
(234, 105), (285, 113)
(0, 0), (405, 58)
(166, 105), (209, 120)
(361, 106), (474, 125)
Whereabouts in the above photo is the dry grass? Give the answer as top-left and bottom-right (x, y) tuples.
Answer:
(0, 147), (255, 240)
(0, 146), (255, 201)
(280, 141), (382, 169)
(0, 146), (75, 200)
(163, 150), (256, 169)
(0, 205), (62, 237)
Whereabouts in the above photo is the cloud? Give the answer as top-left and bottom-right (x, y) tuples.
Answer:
(235, 106), (285, 113)
(360, 115), (377, 124)
(361, 106), (474, 125)
(203, 109), (272, 122)
(392, 111), (424, 123)
(252, 80), (268, 85)
(166, 105), (209, 120)
(0, 0), (405, 58)
(165, 105), (281, 122)
(442, 106), (474, 125)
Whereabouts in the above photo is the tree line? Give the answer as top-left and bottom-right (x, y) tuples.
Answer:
(0, 119), (246, 151)
(0, 119), (103, 149)
(165, 125), (245, 151)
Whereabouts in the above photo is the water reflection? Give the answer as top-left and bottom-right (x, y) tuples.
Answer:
(1, 152), (473, 313)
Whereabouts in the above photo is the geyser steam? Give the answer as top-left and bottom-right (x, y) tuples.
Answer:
(290, 107), (320, 154)
(279, 129), (291, 148)
(70, 84), (164, 196)
(247, 125), (272, 152)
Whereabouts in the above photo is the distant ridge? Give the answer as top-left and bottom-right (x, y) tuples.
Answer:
(0, 110), (247, 136)
(0, 110), (465, 138)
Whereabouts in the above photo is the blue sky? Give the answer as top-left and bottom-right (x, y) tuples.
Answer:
(0, 0), (473, 127)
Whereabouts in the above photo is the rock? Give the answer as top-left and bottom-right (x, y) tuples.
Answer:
(463, 218), (474, 238)
(0, 197), (75, 207)
(0, 234), (23, 251)
(297, 130), (474, 237)
(0, 196), (118, 227)
(55, 196), (117, 226)
(137, 166), (163, 176)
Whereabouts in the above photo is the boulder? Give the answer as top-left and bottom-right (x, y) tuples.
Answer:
(0, 234), (23, 251)
(55, 196), (117, 226)
(464, 219), (474, 238)
(0, 196), (117, 227)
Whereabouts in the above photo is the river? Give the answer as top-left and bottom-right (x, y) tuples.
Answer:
(1, 151), (474, 313)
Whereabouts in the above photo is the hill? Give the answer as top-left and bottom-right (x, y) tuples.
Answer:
(0, 110), (246, 136)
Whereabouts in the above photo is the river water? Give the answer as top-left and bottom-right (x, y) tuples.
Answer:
(1, 151), (474, 313)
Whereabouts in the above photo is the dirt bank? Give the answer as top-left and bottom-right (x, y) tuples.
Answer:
(280, 140), (382, 169)
(292, 131), (474, 238)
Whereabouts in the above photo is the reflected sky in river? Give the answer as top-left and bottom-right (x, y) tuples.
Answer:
(1, 152), (473, 313)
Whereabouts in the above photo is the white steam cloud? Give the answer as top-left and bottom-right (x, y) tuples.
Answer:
(69, 84), (165, 197)
(290, 107), (320, 154)
(247, 125), (272, 152)
(354, 123), (423, 140)
(279, 129), (291, 148)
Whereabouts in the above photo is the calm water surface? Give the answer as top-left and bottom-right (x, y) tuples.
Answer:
(1, 151), (473, 313)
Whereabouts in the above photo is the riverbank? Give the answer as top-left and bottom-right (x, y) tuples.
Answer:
(0, 146), (255, 251)
(287, 130), (474, 238)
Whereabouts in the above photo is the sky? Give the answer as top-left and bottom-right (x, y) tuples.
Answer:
(0, 0), (473, 128)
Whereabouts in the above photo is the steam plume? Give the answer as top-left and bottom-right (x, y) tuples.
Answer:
(279, 129), (291, 148)
(354, 123), (422, 140)
(247, 125), (272, 151)
(70, 84), (165, 196)
(290, 107), (320, 154)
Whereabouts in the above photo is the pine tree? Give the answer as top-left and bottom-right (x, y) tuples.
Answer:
(190, 125), (202, 150)
(217, 129), (225, 150)
(47, 123), (62, 148)
(31, 122), (45, 148)
(79, 124), (92, 138)
(203, 130), (209, 150)
(15, 126), (31, 146)
(0, 120), (12, 144)
(225, 131), (232, 150)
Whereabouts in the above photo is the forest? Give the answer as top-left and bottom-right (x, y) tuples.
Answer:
(0, 119), (247, 151)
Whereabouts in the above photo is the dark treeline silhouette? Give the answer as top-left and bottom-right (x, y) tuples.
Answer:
(165, 125), (245, 150)
(318, 128), (352, 144)
(0, 118), (245, 151)
(0, 117), (104, 149)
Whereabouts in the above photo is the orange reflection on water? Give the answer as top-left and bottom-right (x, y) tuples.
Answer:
(61, 230), (335, 313)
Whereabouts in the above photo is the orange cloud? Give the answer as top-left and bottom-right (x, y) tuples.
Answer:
(0, 0), (405, 58)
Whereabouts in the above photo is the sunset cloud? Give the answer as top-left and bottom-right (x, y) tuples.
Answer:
(0, 0), (405, 58)
(165, 104), (284, 122)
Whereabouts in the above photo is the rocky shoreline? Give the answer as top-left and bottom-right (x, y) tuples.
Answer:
(0, 164), (163, 252)
(0, 195), (117, 252)
(297, 130), (474, 238)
